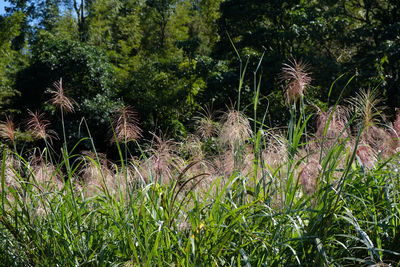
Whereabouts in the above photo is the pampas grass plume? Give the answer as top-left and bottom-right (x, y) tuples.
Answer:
(111, 104), (142, 143)
(279, 59), (312, 105)
(49, 78), (76, 113)
(27, 110), (58, 143)
(0, 115), (15, 143)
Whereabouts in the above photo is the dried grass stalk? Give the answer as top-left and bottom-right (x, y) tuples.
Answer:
(49, 78), (76, 113)
(111, 104), (142, 143)
(194, 106), (219, 139)
(298, 160), (321, 196)
(219, 109), (252, 150)
(27, 110), (58, 143)
(144, 133), (184, 183)
(279, 59), (312, 105)
(356, 144), (376, 169)
(0, 115), (15, 143)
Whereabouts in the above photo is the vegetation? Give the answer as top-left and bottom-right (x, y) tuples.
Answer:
(0, 56), (399, 265)
(0, 0), (399, 146)
(0, 0), (400, 265)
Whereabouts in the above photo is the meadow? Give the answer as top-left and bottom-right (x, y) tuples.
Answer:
(0, 60), (399, 266)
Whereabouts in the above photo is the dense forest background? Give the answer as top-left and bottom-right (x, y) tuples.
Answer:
(0, 0), (399, 153)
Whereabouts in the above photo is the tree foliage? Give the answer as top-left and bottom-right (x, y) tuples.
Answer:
(15, 36), (118, 148)
(1, 0), (400, 151)
(213, 0), (400, 122)
(0, 11), (26, 114)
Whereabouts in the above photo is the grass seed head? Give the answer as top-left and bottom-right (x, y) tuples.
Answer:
(1, 152), (21, 190)
(27, 110), (58, 144)
(356, 144), (376, 169)
(145, 133), (184, 183)
(314, 105), (351, 154)
(49, 78), (76, 113)
(219, 109), (252, 149)
(298, 160), (321, 196)
(30, 155), (63, 191)
(263, 130), (288, 169)
(111, 104), (142, 143)
(347, 88), (385, 133)
(393, 108), (400, 139)
(362, 125), (392, 156)
(78, 151), (119, 196)
(315, 105), (350, 140)
(279, 58), (312, 105)
(182, 134), (204, 160)
(194, 106), (219, 139)
(0, 115), (15, 143)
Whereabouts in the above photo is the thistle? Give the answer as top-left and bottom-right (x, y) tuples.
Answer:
(279, 59), (312, 105)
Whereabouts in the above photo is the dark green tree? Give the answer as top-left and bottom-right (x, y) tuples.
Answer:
(86, 0), (143, 81)
(15, 36), (119, 149)
(0, 12), (26, 114)
(335, 0), (400, 110)
(143, 0), (177, 54)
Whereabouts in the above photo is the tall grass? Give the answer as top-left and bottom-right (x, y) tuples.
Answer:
(1, 65), (400, 266)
